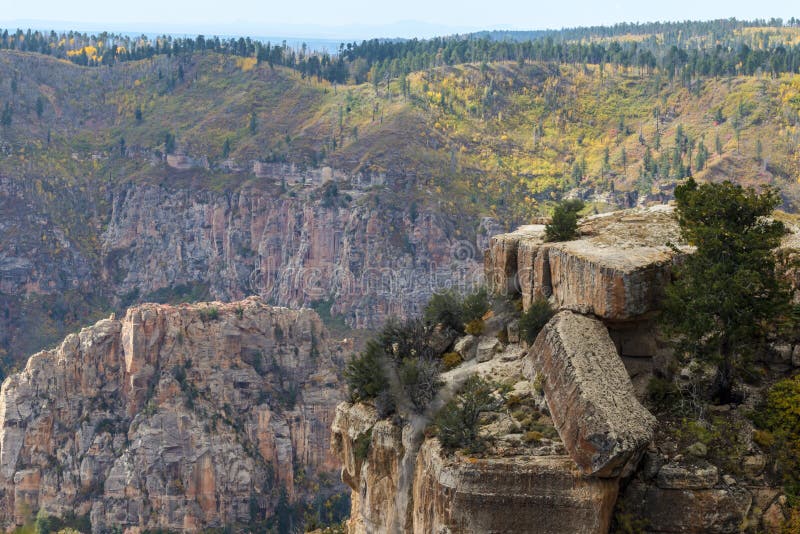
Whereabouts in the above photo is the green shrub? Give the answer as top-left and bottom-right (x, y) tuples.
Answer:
(442, 352), (463, 371)
(672, 416), (748, 475)
(464, 319), (484, 336)
(519, 298), (555, 343)
(379, 318), (437, 362)
(435, 375), (501, 453)
(354, 429), (372, 463)
(646, 376), (682, 413)
(753, 429), (775, 449)
(33, 511), (91, 534)
(461, 288), (490, 324)
(398, 357), (442, 412)
(505, 394), (522, 409)
(423, 290), (463, 332)
(199, 306), (219, 321)
(344, 342), (389, 402)
(752, 374), (800, 499)
(545, 199), (584, 242)
(424, 287), (489, 333)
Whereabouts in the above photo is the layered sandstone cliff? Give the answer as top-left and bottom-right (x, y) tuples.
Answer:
(0, 177), (484, 363)
(0, 297), (344, 531)
(336, 204), (798, 534)
(485, 204), (686, 321)
(332, 343), (621, 534)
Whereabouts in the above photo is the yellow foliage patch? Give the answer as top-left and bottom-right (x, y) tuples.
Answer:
(236, 57), (257, 72)
(66, 45), (99, 61)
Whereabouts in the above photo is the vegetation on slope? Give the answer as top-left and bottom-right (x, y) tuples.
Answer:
(4, 18), (800, 83)
(2, 21), (800, 368)
(2, 50), (799, 220)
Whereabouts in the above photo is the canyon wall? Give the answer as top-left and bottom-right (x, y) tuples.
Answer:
(0, 297), (344, 531)
(335, 204), (796, 534)
(0, 177), (485, 363)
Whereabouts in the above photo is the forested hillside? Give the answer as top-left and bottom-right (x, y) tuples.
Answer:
(0, 19), (799, 372)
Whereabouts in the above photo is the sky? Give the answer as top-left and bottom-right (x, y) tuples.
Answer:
(0, 0), (797, 39)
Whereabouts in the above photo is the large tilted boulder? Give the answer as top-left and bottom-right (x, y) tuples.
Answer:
(526, 311), (657, 477)
(412, 440), (619, 534)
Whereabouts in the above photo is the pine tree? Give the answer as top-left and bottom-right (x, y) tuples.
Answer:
(249, 111), (257, 134)
(662, 178), (791, 403)
(545, 199), (585, 242)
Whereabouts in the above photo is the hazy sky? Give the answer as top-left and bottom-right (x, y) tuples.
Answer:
(1, 0), (797, 38)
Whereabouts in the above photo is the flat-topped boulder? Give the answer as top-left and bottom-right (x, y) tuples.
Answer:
(526, 311), (656, 477)
(545, 240), (677, 319)
(489, 205), (687, 321)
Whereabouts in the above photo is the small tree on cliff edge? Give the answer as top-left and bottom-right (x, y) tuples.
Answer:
(662, 177), (791, 403)
(545, 199), (585, 242)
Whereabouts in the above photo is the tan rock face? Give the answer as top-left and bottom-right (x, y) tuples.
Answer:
(330, 403), (405, 534)
(412, 440), (618, 534)
(332, 403), (619, 534)
(545, 241), (676, 320)
(101, 184), (481, 331)
(623, 479), (752, 533)
(487, 205), (687, 321)
(485, 225), (546, 297)
(526, 311), (656, 478)
(0, 297), (344, 531)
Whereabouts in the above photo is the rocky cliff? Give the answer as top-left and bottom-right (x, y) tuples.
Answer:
(102, 182), (481, 329)
(0, 177), (485, 366)
(0, 297), (345, 531)
(334, 204), (800, 534)
(332, 344), (621, 534)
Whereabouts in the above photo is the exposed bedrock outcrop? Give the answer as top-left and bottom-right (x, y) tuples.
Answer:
(337, 204), (795, 533)
(486, 205), (686, 322)
(525, 311), (657, 478)
(411, 440), (618, 534)
(0, 297), (344, 531)
(0, 178), (485, 363)
(101, 183), (481, 331)
(622, 478), (752, 533)
(332, 401), (620, 534)
(330, 403), (406, 534)
(331, 337), (628, 534)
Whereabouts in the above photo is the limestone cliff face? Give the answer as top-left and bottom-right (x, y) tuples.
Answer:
(0, 178), (483, 362)
(331, 340), (623, 534)
(0, 297), (344, 531)
(337, 204), (797, 534)
(101, 183), (479, 330)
